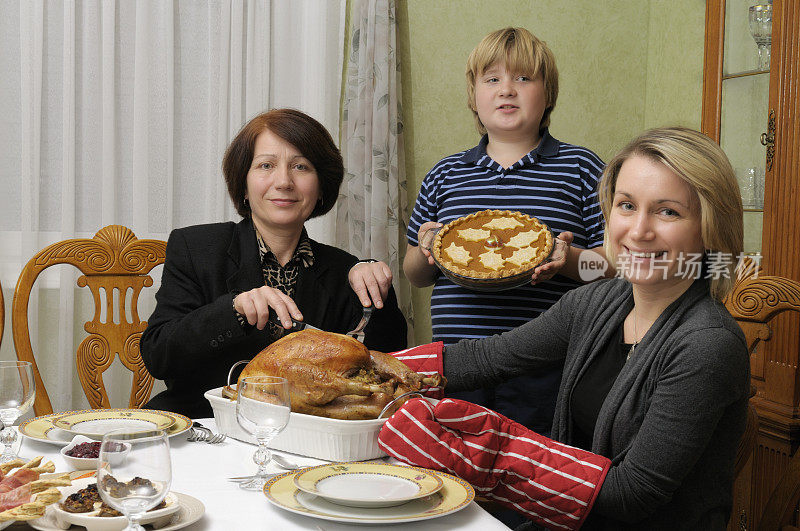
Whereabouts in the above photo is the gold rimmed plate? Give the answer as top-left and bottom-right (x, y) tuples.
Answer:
(51, 409), (175, 437)
(19, 409), (191, 446)
(292, 462), (444, 508)
(265, 465), (474, 524)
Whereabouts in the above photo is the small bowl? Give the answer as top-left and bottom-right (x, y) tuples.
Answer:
(61, 435), (101, 471)
(61, 436), (131, 471)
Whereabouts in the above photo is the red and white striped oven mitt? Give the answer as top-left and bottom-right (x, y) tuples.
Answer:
(390, 342), (445, 399)
(378, 397), (611, 530)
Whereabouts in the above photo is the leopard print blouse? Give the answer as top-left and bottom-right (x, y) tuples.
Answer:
(234, 229), (314, 340)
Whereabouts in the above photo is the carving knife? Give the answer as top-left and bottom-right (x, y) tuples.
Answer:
(267, 315), (322, 334)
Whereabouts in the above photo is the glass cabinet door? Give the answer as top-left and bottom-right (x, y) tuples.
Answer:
(719, 0), (771, 254)
(705, 2), (800, 529)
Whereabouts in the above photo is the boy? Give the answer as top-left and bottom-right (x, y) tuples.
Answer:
(404, 27), (607, 437)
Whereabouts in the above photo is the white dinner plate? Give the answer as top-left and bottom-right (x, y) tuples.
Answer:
(292, 462), (444, 508)
(19, 409), (192, 446)
(51, 409), (175, 437)
(265, 467), (474, 524)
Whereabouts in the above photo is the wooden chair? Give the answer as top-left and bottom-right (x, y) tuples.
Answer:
(724, 261), (800, 364)
(734, 401), (759, 478)
(757, 445), (800, 531)
(12, 225), (166, 415)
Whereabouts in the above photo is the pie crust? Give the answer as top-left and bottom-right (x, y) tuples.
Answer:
(432, 210), (554, 280)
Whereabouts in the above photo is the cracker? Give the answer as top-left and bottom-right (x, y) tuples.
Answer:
(0, 484), (69, 522)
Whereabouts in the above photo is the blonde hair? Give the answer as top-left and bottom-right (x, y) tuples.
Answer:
(465, 27), (559, 136)
(598, 127), (744, 301)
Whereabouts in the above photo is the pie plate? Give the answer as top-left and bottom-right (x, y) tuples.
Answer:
(265, 466), (474, 524)
(292, 462), (444, 508)
(19, 410), (192, 446)
(425, 223), (559, 292)
(51, 409), (176, 437)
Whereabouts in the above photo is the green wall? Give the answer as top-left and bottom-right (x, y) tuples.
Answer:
(392, 0), (705, 344)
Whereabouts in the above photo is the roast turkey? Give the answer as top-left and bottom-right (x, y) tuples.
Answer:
(230, 329), (444, 420)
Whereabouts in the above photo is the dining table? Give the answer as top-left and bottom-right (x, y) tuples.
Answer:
(15, 417), (508, 530)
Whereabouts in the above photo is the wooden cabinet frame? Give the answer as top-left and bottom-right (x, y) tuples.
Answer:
(702, 1), (800, 528)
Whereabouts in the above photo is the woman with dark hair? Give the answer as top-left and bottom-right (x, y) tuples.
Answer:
(141, 109), (408, 418)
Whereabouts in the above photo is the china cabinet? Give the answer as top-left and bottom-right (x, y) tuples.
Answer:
(702, 0), (800, 528)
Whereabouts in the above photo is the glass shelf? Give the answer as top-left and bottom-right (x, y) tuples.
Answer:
(724, 0), (769, 75)
(723, 69), (769, 80)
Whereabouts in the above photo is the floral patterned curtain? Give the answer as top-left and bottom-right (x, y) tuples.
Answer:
(337, 0), (413, 338)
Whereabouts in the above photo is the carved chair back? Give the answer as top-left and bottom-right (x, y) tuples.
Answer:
(724, 260), (800, 516)
(12, 226), (166, 415)
(724, 260), (800, 361)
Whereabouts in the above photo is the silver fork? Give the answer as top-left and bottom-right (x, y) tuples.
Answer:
(192, 422), (227, 444)
(186, 428), (207, 442)
(347, 305), (374, 343)
(206, 433), (227, 444)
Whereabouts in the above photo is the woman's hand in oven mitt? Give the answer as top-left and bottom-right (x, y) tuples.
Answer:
(389, 342), (445, 399)
(378, 398), (610, 530)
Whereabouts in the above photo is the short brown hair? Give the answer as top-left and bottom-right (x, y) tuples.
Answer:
(598, 127), (744, 301)
(465, 27), (559, 136)
(223, 108), (344, 219)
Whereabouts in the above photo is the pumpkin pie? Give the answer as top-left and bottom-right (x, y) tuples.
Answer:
(432, 209), (554, 280)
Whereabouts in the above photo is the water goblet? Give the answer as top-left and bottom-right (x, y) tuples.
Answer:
(749, 4), (772, 71)
(97, 428), (172, 531)
(236, 376), (291, 490)
(0, 361), (35, 462)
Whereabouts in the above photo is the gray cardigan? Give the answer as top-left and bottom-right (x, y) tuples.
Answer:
(444, 278), (749, 530)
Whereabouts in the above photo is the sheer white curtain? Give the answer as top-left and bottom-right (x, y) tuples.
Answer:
(0, 0), (345, 412)
(336, 0), (413, 337)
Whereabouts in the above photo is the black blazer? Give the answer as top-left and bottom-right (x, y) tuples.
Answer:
(141, 218), (408, 418)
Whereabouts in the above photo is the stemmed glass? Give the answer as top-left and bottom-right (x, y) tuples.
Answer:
(97, 428), (172, 531)
(749, 4), (773, 71)
(0, 361), (36, 462)
(236, 376), (291, 490)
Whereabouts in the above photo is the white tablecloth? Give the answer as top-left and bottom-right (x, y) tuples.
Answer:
(18, 418), (507, 530)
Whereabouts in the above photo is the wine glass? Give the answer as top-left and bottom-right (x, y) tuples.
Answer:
(749, 4), (772, 71)
(236, 375), (291, 490)
(0, 361), (36, 462)
(97, 428), (172, 531)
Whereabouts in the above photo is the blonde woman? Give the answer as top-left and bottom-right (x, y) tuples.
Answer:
(381, 127), (748, 530)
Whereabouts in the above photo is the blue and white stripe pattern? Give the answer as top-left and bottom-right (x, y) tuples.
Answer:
(408, 131), (605, 344)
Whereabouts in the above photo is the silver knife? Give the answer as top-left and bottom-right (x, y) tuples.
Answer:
(268, 316), (322, 334)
